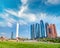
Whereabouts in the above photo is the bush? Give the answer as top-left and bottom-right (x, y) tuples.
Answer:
(37, 38), (60, 43)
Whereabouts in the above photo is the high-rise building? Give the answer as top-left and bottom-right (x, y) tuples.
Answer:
(11, 32), (13, 39)
(30, 20), (57, 39)
(53, 24), (57, 38)
(40, 20), (45, 38)
(35, 23), (40, 39)
(31, 23), (40, 39)
(45, 23), (49, 37)
(31, 24), (35, 40)
(48, 24), (57, 38)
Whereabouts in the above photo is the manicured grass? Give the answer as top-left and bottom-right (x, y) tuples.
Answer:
(0, 41), (60, 48)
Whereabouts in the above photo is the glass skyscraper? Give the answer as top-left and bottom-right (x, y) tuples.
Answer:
(40, 20), (45, 38)
(31, 24), (35, 40)
(45, 23), (49, 37)
(30, 20), (57, 39)
(35, 23), (40, 39)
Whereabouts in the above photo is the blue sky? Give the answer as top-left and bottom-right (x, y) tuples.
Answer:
(0, 0), (60, 39)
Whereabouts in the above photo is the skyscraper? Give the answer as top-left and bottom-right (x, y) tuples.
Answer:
(11, 32), (13, 39)
(53, 24), (57, 38)
(48, 24), (57, 38)
(35, 23), (40, 39)
(30, 20), (57, 39)
(40, 20), (45, 38)
(31, 24), (35, 40)
(45, 23), (49, 37)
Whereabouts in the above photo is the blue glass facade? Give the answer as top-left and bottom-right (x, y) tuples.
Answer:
(40, 20), (45, 38)
(35, 23), (40, 39)
(45, 23), (49, 37)
(31, 20), (57, 39)
(31, 24), (35, 39)
(31, 20), (47, 39)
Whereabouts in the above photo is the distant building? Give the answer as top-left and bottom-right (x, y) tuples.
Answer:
(11, 32), (13, 39)
(40, 20), (45, 38)
(48, 24), (57, 38)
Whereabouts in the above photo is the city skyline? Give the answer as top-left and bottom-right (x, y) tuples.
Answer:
(31, 20), (57, 39)
(0, 0), (60, 39)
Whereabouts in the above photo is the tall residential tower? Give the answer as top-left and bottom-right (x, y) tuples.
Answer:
(40, 20), (45, 38)
(48, 24), (57, 38)
(45, 23), (49, 37)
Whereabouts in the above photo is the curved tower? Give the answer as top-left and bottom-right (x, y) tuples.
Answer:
(45, 23), (49, 37)
(40, 20), (45, 38)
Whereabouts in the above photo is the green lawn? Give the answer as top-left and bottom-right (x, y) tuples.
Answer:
(0, 41), (60, 48)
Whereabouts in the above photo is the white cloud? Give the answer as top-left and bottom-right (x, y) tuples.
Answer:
(5, 0), (28, 19)
(5, 6), (36, 23)
(6, 18), (16, 24)
(0, 32), (6, 35)
(24, 13), (37, 22)
(19, 20), (27, 25)
(0, 22), (5, 27)
(5, 18), (16, 27)
(29, 15), (37, 22)
(57, 29), (60, 37)
(3, 0), (28, 26)
(39, 13), (46, 19)
(7, 22), (13, 27)
(5, 9), (18, 16)
(0, 20), (13, 27)
(21, 0), (28, 5)
(18, 5), (28, 17)
(45, 0), (60, 5)
(0, 13), (16, 27)
(0, 13), (9, 19)
(18, 13), (37, 22)
(0, 32), (7, 37)
(18, 0), (28, 17)
(5, 5), (28, 18)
